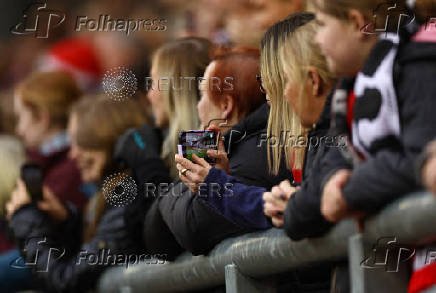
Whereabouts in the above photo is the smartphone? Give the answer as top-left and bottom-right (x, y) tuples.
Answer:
(178, 130), (218, 164)
(21, 163), (44, 202)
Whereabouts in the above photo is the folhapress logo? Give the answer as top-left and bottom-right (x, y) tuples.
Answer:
(10, 2), (65, 38)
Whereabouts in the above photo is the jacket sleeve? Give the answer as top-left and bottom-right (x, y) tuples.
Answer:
(157, 181), (250, 255)
(283, 146), (351, 240)
(342, 59), (436, 212)
(194, 167), (272, 230)
(143, 196), (184, 260)
(10, 204), (136, 293)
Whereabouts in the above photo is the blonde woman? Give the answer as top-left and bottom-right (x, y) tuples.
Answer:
(147, 37), (213, 178)
(6, 96), (169, 292)
(264, 12), (339, 234)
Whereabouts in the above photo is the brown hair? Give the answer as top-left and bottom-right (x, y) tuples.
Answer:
(70, 96), (150, 241)
(16, 71), (82, 128)
(206, 47), (265, 119)
(71, 96), (149, 155)
(311, 0), (409, 32)
(415, 0), (436, 23)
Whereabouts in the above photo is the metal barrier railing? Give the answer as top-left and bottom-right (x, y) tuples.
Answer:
(98, 192), (436, 293)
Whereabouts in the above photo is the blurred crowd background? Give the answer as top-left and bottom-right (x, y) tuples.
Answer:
(0, 0), (304, 135)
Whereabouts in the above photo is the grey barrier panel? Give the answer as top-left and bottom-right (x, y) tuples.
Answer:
(98, 192), (436, 293)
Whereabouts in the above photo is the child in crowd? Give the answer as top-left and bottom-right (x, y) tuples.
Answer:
(6, 96), (169, 292)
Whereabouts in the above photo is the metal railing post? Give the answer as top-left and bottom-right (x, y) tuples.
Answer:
(225, 264), (275, 293)
(349, 233), (410, 293)
(349, 234), (365, 293)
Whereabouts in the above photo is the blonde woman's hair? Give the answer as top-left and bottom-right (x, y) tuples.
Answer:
(280, 13), (337, 166)
(260, 14), (311, 175)
(0, 136), (25, 216)
(152, 37), (213, 177)
(262, 12), (337, 174)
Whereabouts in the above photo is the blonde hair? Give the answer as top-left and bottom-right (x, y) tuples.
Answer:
(261, 14), (312, 175)
(152, 37), (213, 177)
(262, 12), (336, 174)
(280, 17), (337, 167)
(16, 71), (82, 128)
(0, 136), (25, 216)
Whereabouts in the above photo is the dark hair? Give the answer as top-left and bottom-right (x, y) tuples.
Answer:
(260, 12), (315, 53)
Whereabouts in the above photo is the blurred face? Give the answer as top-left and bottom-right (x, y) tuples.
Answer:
(68, 113), (107, 183)
(314, 11), (365, 77)
(14, 94), (47, 148)
(197, 62), (224, 128)
(147, 66), (169, 128)
(283, 67), (326, 128)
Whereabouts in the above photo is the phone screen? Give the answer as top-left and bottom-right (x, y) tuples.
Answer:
(21, 164), (44, 202)
(178, 131), (218, 164)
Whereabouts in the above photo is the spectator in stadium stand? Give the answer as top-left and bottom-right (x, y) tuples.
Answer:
(6, 96), (170, 292)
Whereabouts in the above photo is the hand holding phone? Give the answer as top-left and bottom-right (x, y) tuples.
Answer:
(20, 163), (44, 202)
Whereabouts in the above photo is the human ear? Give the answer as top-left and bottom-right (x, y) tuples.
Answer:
(221, 95), (235, 119)
(307, 66), (322, 97)
(348, 9), (368, 37)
